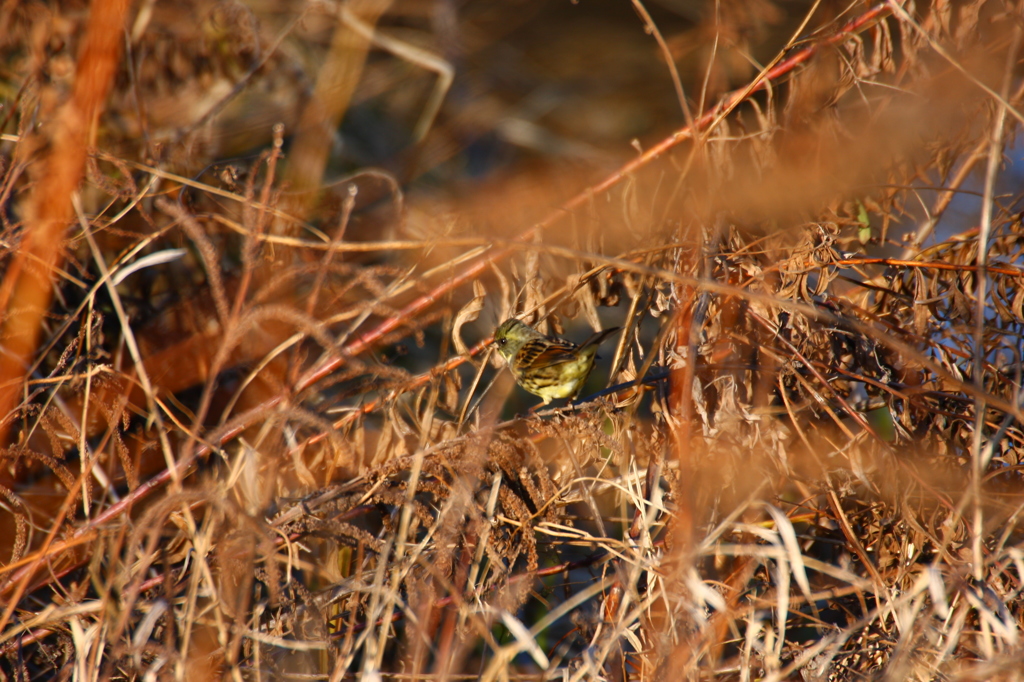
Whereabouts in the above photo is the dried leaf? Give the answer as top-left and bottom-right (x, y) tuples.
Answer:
(452, 280), (486, 356)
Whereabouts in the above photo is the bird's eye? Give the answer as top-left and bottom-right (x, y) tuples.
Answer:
(499, 338), (506, 345)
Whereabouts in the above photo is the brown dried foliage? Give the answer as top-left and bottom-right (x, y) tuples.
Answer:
(1, 0), (1023, 680)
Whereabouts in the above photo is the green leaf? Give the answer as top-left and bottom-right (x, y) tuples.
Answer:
(857, 200), (871, 244)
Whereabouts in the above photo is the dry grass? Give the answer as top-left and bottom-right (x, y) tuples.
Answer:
(1, 0), (1023, 680)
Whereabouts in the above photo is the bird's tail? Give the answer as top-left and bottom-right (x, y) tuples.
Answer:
(580, 326), (621, 352)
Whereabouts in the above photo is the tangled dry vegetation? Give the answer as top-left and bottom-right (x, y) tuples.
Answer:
(1, 0), (1024, 679)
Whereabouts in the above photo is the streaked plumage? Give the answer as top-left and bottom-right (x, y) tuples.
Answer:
(492, 318), (620, 405)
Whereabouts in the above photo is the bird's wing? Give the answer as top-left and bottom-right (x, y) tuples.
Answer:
(515, 340), (580, 369)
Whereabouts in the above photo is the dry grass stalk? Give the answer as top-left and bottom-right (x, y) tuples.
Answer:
(1, 0), (1023, 680)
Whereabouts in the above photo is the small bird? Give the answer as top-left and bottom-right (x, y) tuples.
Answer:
(492, 318), (621, 405)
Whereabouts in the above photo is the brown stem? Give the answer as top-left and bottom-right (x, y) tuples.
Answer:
(0, 0), (129, 446)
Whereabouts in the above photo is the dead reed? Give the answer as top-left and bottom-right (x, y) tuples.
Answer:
(1, 0), (1022, 679)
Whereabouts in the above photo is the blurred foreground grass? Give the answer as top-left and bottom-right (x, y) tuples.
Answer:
(1, 0), (1023, 679)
